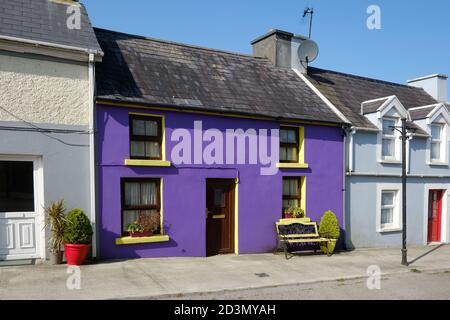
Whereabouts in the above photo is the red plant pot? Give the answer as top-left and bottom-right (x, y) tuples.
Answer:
(64, 243), (91, 266)
(130, 230), (153, 238)
(284, 213), (293, 219)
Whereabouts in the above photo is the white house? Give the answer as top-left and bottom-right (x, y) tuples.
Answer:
(0, 0), (102, 261)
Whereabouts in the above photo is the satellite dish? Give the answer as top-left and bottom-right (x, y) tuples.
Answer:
(297, 39), (319, 64)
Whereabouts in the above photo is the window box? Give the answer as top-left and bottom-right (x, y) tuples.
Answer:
(124, 159), (171, 167)
(115, 235), (170, 245)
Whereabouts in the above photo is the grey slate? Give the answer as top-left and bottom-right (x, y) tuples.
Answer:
(94, 28), (342, 124)
(0, 0), (102, 53)
(409, 106), (437, 120)
(305, 67), (438, 129)
(361, 98), (390, 114)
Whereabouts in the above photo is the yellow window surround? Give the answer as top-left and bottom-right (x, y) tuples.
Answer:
(125, 112), (171, 167)
(116, 178), (167, 246)
(115, 234), (170, 245)
(278, 125), (308, 169)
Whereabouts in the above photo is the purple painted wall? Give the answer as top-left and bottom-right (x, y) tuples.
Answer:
(97, 104), (344, 259)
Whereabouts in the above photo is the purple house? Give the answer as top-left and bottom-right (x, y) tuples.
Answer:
(94, 28), (346, 259)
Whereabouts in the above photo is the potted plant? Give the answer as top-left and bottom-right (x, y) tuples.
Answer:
(283, 206), (305, 219)
(318, 210), (340, 255)
(283, 207), (293, 219)
(63, 209), (93, 266)
(43, 199), (67, 265)
(127, 212), (160, 237)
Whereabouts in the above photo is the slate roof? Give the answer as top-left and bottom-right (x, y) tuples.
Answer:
(94, 28), (343, 124)
(409, 106), (437, 120)
(305, 67), (438, 129)
(361, 97), (390, 115)
(0, 0), (102, 54)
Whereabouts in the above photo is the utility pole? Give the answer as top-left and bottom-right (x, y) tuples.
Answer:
(401, 118), (408, 266)
(392, 118), (413, 266)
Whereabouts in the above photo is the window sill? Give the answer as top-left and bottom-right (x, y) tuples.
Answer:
(276, 163), (309, 169)
(377, 227), (402, 233)
(427, 162), (449, 167)
(124, 159), (171, 167)
(115, 234), (170, 245)
(378, 159), (401, 164)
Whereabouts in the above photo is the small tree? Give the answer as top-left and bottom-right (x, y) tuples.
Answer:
(44, 199), (67, 253)
(63, 209), (93, 244)
(318, 210), (340, 239)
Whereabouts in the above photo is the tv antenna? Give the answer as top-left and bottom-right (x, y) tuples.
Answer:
(303, 7), (314, 39)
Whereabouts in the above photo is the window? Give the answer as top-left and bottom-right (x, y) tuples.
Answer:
(130, 115), (162, 160)
(431, 124), (443, 162)
(121, 178), (161, 236)
(0, 161), (34, 212)
(282, 177), (301, 213)
(280, 127), (299, 163)
(382, 118), (397, 159)
(378, 189), (400, 231)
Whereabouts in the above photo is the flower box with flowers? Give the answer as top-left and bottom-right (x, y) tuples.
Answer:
(126, 212), (161, 238)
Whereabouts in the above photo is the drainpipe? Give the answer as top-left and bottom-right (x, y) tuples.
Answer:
(88, 53), (97, 258)
(348, 127), (356, 173)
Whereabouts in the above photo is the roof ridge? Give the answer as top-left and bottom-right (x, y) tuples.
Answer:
(308, 66), (420, 89)
(93, 27), (262, 59)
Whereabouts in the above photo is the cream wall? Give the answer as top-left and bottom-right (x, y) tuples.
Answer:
(0, 51), (89, 125)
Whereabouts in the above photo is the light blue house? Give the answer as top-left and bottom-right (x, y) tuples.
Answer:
(306, 69), (450, 248)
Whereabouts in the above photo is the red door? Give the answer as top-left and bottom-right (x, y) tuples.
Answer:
(428, 190), (443, 243)
(206, 179), (235, 256)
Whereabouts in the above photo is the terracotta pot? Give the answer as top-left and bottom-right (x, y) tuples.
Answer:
(64, 243), (91, 265)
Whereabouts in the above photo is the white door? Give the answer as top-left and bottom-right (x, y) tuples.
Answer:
(0, 159), (41, 260)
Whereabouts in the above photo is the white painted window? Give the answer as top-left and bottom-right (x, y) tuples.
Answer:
(382, 118), (397, 159)
(430, 124), (444, 162)
(378, 189), (400, 232)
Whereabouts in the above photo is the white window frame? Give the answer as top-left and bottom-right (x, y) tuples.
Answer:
(380, 117), (401, 162)
(376, 184), (402, 233)
(429, 123), (446, 164)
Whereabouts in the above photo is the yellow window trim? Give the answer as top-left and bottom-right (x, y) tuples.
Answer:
(128, 112), (168, 162)
(280, 125), (306, 165)
(276, 163), (309, 169)
(124, 159), (171, 167)
(301, 176), (306, 213)
(115, 235), (170, 245)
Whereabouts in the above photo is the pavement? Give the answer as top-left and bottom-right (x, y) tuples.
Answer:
(0, 244), (449, 300)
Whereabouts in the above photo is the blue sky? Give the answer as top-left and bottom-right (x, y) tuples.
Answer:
(84, 0), (450, 94)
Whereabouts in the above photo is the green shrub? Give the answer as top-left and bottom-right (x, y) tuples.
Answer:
(318, 210), (340, 239)
(63, 209), (93, 244)
(44, 199), (67, 253)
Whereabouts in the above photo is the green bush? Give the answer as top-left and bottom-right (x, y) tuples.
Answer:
(318, 210), (340, 239)
(63, 209), (93, 244)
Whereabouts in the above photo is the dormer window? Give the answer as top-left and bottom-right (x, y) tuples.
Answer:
(430, 124), (444, 163)
(382, 118), (397, 160)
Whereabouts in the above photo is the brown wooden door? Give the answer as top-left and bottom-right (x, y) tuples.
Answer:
(428, 190), (443, 243)
(206, 179), (235, 256)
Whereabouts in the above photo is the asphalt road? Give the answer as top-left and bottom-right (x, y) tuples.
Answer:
(162, 270), (450, 300)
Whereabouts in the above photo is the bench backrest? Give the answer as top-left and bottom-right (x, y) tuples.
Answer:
(276, 221), (320, 238)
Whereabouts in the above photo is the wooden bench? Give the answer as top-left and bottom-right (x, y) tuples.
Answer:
(275, 219), (331, 259)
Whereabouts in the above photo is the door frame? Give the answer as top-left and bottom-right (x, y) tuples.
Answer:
(0, 154), (45, 260)
(423, 184), (449, 245)
(205, 178), (238, 255)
